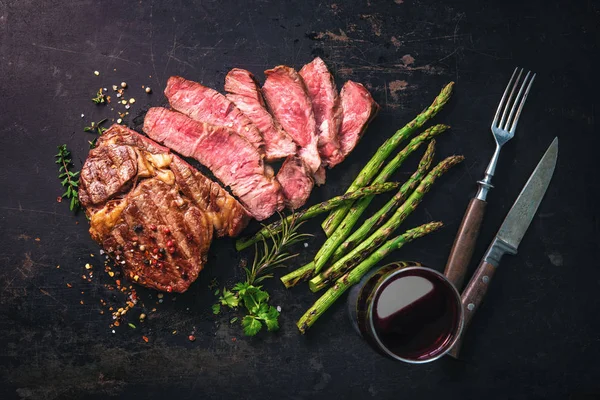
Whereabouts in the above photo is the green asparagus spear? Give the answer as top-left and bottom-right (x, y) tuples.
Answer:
(279, 140), (436, 289)
(235, 182), (401, 251)
(321, 82), (455, 236)
(297, 222), (443, 334)
(309, 155), (463, 292)
(312, 130), (444, 275)
(334, 139), (436, 260)
(280, 262), (315, 289)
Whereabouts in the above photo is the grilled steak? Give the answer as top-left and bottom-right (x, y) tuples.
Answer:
(143, 107), (284, 220)
(164, 76), (265, 153)
(262, 66), (321, 175)
(299, 57), (344, 169)
(276, 156), (314, 210)
(339, 81), (380, 157)
(79, 125), (250, 293)
(225, 68), (297, 161)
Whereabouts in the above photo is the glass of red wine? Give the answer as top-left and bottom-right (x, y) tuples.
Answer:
(348, 262), (464, 363)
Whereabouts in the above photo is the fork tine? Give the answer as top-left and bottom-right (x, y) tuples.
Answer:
(508, 72), (536, 133)
(491, 67), (519, 129)
(498, 68), (524, 130)
(505, 70), (532, 131)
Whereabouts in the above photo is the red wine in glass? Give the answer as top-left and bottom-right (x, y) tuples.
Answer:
(348, 262), (463, 363)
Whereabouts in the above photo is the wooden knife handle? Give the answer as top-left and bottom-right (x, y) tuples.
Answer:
(444, 198), (487, 290)
(447, 260), (497, 358)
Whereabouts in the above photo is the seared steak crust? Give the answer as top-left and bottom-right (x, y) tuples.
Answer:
(80, 124), (250, 292)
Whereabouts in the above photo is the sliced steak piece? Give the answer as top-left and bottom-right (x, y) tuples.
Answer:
(262, 66), (321, 175)
(164, 76), (265, 153)
(339, 81), (380, 158)
(93, 178), (213, 293)
(299, 57), (344, 168)
(225, 68), (297, 161)
(80, 124), (250, 237)
(276, 156), (314, 210)
(143, 108), (284, 221)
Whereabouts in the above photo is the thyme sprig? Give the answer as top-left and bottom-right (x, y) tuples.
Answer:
(55, 145), (80, 212)
(84, 118), (108, 148)
(91, 88), (107, 104)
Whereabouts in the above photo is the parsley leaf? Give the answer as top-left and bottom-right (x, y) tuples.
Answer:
(211, 303), (221, 315)
(242, 316), (262, 336)
(219, 288), (239, 309)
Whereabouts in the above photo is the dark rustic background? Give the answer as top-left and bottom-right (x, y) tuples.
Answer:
(1, 0), (599, 399)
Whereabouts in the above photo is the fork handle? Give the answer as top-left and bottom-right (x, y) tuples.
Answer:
(444, 198), (487, 291)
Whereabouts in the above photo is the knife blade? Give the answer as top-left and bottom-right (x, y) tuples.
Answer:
(448, 137), (558, 358)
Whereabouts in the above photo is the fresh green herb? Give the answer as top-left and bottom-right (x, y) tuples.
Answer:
(128, 322), (136, 329)
(213, 214), (310, 336)
(91, 88), (107, 104)
(55, 145), (80, 212)
(84, 118), (108, 148)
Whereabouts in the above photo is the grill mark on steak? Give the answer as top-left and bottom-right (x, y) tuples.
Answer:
(80, 124), (250, 293)
(143, 107), (284, 221)
(299, 57), (344, 170)
(262, 66), (321, 176)
(104, 179), (212, 293)
(276, 156), (315, 210)
(164, 76), (265, 154)
(224, 68), (297, 161)
(338, 81), (380, 158)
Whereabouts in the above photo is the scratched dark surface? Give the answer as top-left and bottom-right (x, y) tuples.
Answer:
(1, 0), (599, 399)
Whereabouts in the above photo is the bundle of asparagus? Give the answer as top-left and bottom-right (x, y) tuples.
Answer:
(235, 82), (462, 334)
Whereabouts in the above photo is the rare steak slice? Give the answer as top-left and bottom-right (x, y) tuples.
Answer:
(299, 57), (344, 168)
(225, 68), (297, 161)
(91, 178), (213, 293)
(338, 81), (380, 158)
(143, 107), (284, 221)
(262, 66), (321, 175)
(164, 76), (265, 153)
(276, 156), (314, 210)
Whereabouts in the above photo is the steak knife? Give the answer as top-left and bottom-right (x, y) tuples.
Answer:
(448, 137), (558, 358)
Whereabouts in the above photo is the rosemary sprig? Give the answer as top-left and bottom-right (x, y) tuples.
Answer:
(213, 213), (311, 336)
(55, 145), (80, 212)
(84, 118), (108, 148)
(91, 88), (107, 104)
(246, 213), (313, 285)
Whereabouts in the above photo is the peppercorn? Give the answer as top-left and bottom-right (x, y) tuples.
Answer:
(168, 247), (175, 254)
(163, 227), (171, 234)
(166, 240), (174, 247)
(152, 248), (159, 254)
(166, 286), (173, 293)
(149, 224), (157, 231)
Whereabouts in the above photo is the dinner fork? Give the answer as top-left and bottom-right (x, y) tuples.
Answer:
(444, 67), (536, 290)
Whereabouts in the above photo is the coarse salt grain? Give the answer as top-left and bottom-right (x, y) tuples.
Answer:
(145, 87), (152, 93)
(94, 71), (99, 76)
(129, 98), (135, 104)
(304, 243), (309, 248)
(117, 118), (122, 124)
(277, 306), (282, 312)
